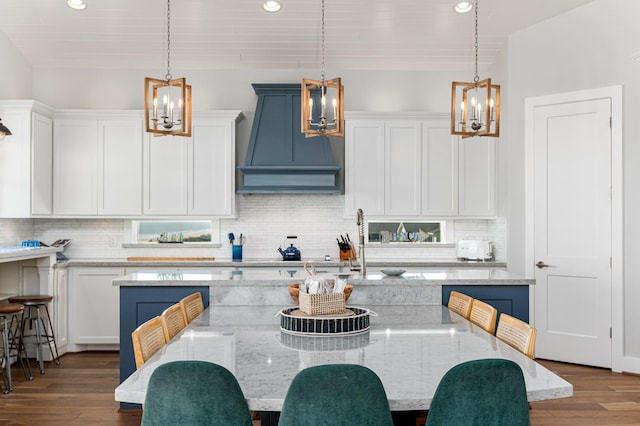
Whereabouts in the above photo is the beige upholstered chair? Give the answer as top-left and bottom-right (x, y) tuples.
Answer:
(180, 292), (205, 323)
(160, 303), (187, 341)
(469, 299), (498, 334)
(496, 313), (537, 359)
(131, 316), (167, 369)
(447, 291), (474, 319)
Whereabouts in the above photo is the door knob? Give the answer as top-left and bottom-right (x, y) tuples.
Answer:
(536, 261), (550, 269)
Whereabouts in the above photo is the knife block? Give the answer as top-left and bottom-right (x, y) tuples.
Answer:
(339, 243), (357, 261)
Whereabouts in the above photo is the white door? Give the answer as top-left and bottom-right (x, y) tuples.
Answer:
(532, 97), (612, 368)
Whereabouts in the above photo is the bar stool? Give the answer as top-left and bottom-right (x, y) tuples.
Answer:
(8, 295), (61, 374)
(0, 303), (33, 393)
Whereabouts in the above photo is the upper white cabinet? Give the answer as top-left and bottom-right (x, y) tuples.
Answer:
(345, 112), (495, 218)
(53, 118), (99, 214)
(0, 101), (54, 218)
(143, 111), (240, 217)
(49, 109), (240, 218)
(53, 112), (143, 216)
(99, 119), (144, 215)
(458, 137), (496, 217)
(421, 123), (459, 216)
(344, 120), (385, 215)
(143, 134), (188, 215)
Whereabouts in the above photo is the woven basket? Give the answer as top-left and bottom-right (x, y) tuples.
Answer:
(299, 292), (346, 315)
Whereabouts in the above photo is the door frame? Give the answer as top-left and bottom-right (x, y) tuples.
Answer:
(524, 85), (623, 372)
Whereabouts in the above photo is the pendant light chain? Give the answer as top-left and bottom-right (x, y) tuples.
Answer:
(473, 0), (479, 83)
(165, 0), (172, 81)
(321, 0), (326, 84)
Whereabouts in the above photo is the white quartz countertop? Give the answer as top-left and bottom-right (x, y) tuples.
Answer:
(61, 257), (506, 268)
(115, 305), (571, 410)
(112, 268), (533, 286)
(0, 246), (60, 263)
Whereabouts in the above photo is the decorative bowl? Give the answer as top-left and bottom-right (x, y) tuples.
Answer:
(288, 283), (353, 304)
(381, 269), (406, 276)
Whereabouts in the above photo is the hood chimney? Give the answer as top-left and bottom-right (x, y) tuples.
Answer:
(237, 84), (341, 194)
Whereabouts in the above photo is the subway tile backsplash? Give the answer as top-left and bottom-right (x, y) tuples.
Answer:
(0, 195), (506, 262)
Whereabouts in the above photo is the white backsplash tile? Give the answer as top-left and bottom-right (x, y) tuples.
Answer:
(1, 195), (506, 261)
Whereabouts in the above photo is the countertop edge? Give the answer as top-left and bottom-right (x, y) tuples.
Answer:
(58, 258), (507, 268)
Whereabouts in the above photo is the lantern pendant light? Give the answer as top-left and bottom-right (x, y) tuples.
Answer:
(144, 0), (192, 137)
(302, 0), (344, 138)
(450, 0), (500, 138)
(0, 117), (12, 142)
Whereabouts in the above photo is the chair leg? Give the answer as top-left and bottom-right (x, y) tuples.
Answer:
(9, 314), (33, 381)
(41, 304), (61, 366)
(1, 316), (12, 393)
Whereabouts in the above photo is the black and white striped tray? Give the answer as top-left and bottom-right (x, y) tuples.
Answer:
(277, 306), (374, 336)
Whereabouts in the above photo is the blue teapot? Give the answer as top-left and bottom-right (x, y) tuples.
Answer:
(277, 237), (301, 261)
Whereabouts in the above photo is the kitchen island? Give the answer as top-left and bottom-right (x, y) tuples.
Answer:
(115, 304), (571, 424)
(113, 268), (534, 409)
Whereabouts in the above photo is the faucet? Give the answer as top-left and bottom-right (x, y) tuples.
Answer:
(350, 208), (367, 276)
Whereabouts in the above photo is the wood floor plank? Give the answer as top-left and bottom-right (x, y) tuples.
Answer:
(1, 353), (640, 425)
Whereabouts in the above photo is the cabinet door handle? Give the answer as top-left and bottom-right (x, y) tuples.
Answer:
(536, 261), (550, 269)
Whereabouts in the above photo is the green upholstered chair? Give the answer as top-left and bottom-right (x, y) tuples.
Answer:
(141, 361), (252, 426)
(425, 358), (531, 426)
(278, 363), (394, 426)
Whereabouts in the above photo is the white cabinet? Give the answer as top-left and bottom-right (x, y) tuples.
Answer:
(53, 118), (99, 214)
(385, 121), (422, 216)
(37, 110), (241, 218)
(458, 138), (496, 217)
(53, 113), (143, 216)
(421, 123), (459, 216)
(345, 112), (494, 218)
(0, 101), (53, 217)
(99, 119), (143, 215)
(143, 111), (240, 217)
(68, 267), (123, 349)
(143, 134), (188, 215)
(345, 120), (385, 215)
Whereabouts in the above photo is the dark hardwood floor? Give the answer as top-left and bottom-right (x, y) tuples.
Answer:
(0, 352), (639, 425)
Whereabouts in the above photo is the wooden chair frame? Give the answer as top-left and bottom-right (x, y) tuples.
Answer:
(496, 313), (537, 359)
(180, 292), (205, 323)
(447, 290), (473, 319)
(131, 316), (167, 369)
(160, 303), (187, 342)
(469, 299), (498, 334)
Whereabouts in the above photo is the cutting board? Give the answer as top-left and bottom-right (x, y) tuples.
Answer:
(126, 256), (215, 262)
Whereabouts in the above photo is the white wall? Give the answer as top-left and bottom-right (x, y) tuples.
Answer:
(0, 31), (32, 99)
(507, 0), (640, 361)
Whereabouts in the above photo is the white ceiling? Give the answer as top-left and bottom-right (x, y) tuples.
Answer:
(0, 0), (595, 72)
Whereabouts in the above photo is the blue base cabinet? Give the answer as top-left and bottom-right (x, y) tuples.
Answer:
(119, 286), (210, 409)
(442, 285), (529, 324)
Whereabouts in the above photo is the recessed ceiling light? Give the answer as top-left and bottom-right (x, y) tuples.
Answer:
(454, 2), (473, 13)
(67, 0), (87, 10)
(263, 1), (281, 13)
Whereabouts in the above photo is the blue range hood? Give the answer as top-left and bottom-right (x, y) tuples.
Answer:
(237, 84), (341, 194)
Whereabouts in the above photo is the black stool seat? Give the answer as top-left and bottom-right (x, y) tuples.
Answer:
(0, 302), (33, 393)
(8, 295), (60, 374)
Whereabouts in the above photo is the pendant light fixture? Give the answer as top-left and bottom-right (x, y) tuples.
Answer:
(301, 0), (344, 138)
(0, 117), (12, 142)
(144, 0), (192, 137)
(450, 0), (500, 138)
